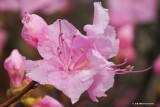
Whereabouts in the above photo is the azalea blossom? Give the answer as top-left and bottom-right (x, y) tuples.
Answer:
(33, 95), (63, 107)
(22, 2), (150, 104)
(4, 49), (26, 88)
(107, 0), (157, 26)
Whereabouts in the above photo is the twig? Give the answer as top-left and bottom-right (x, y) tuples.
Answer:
(0, 81), (37, 107)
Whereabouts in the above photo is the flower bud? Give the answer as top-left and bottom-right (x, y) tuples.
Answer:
(21, 13), (48, 48)
(4, 49), (25, 87)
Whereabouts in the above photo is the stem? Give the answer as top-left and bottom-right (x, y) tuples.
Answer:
(0, 81), (37, 107)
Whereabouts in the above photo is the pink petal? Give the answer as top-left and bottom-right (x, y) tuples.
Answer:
(48, 70), (93, 104)
(25, 60), (56, 85)
(88, 68), (115, 102)
(84, 2), (109, 36)
(89, 26), (119, 58)
(33, 95), (63, 107)
(21, 13), (48, 48)
(37, 41), (57, 59)
(48, 19), (82, 45)
(82, 49), (114, 81)
(38, 19), (84, 59)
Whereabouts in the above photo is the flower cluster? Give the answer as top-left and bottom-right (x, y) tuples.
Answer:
(21, 2), (150, 104)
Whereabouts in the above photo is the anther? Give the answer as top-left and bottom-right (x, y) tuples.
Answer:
(68, 68), (71, 71)
(73, 35), (76, 38)
(58, 50), (62, 54)
(60, 33), (63, 36)
(57, 47), (60, 50)
(130, 66), (134, 70)
(125, 65), (132, 70)
(80, 48), (84, 53)
(62, 38), (64, 41)
(71, 56), (74, 60)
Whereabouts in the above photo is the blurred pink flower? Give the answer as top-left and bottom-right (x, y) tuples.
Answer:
(20, 0), (69, 16)
(41, 0), (69, 15)
(0, 0), (19, 12)
(108, 0), (157, 26)
(33, 95), (63, 107)
(0, 28), (7, 54)
(23, 2), (150, 104)
(117, 24), (136, 62)
(119, 47), (136, 62)
(4, 49), (26, 87)
(0, 0), (69, 15)
(153, 56), (160, 77)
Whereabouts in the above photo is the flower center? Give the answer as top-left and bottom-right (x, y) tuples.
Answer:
(57, 20), (87, 72)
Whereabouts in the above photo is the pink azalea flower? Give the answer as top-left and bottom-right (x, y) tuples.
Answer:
(4, 49), (26, 87)
(23, 2), (150, 104)
(153, 56), (160, 77)
(108, 0), (157, 26)
(0, 28), (7, 55)
(33, 95), (63, 107)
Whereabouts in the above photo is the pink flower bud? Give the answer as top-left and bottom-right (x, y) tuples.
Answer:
(154, 56), (160, 77)
(4, 49), (26, 87)
(33, 95), (63, 107)
(21, 13), (48, 48)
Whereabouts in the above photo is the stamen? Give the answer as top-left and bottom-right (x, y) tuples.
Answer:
(73, 35), (76, 38)
(80, 48), (84, 53)
(125, 65), (132, 70)
(115, 66), (152, 74)
(57, 47), (60, 50)
(58, 20), (67, 66)
(112, 58), (128, 67)
(59, 50), (62, 54)
(67, 35), (77, 67)
(71, 56), (74, 60)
